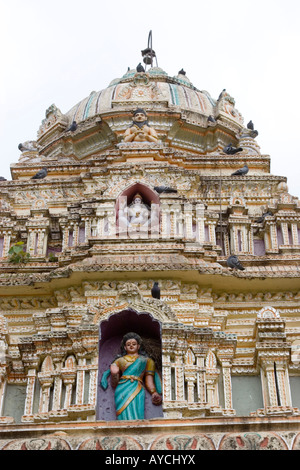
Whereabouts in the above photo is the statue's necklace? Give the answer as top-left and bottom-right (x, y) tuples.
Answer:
(124, 354), (138, 363)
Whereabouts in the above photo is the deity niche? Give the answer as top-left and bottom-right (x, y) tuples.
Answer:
(100, 332), (162, 421)
(118, 193), (159, 235)
(123, 108), (159, 143)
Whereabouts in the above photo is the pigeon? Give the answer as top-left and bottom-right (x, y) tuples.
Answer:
(208, 115), (216, 123)
(255, 211), (273, 223)
(0, 177), (7, 181)
(226, 255), (245, 270)
(151, 282), (160, 299)
(217, 89), (226, 101)
(136, 63), (145, 73)
(65, 121), (77, 132)
(154, 186), (178, 194)
(31, 167), (47, 180)
(247, 120), (254, 130)
(223, 143), (243, 155)
(178, 68), (186, 75)
(231, 164), (249, 176)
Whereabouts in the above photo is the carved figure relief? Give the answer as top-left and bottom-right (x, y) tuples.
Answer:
(118, 193), (159, 234)
(123, 108), (159, 143)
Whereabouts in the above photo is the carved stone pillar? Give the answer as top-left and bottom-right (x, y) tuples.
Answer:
(175, 352), (185, 402)
(0, 230), (12, 258)
(263, 362), (278, 407)
(291, 223), (299, 245)
(275, 361), (292, 407)
(162, 351), (172, 402)
(205, 350), (219, 406)
(76, 357), (86, 405)
(195, 204), (205, 245)
(221, 361), (233, 410)
(169, 204), (181, 238)
(88, 359), (98, 407)
(281, 222), (289, 245)
(196, 355), (206, 403)
(61, 225), (69, 251)
(38, 375), (53, 413)
(84, 218), (92, 241)
(52, 363), (63, 411)
(24, 369), (37, 416)
(269, 223), (278, 251)
(160, 204), (169, 238)
(61, 371), (76, 409)
(255, 306), (295, 415)
(183, 203), (193, 240)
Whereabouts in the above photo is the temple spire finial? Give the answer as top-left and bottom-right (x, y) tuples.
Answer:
(141, 30), (158, 70)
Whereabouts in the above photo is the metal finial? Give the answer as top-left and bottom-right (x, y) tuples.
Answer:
(141, 30), (158, 69)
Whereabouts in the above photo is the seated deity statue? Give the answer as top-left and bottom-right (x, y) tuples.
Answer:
(119, 193), (159, 234)
(123, 108), (159, 143)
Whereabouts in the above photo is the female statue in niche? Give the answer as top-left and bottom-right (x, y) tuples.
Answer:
(100, 332), (162, 420)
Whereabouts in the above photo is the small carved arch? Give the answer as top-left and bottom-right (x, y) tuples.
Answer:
(63, 355), (77, 370)
(206, 349), (217, 369)
(41, 355), (54, 374)
(257, 306), (280, 319)
(185, 348), (195, 365)
(91, 281), (177, 324)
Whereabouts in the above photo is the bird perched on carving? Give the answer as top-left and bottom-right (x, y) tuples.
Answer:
(208, 115), (216, 123)
(231, 164), (249, 176)
(0, 177), (7, 182)
(226, 255), (245, 270)
(151, 282), (160, 299)
(247, 120), (254, 130)
(178, 68), (186, 75)
(255, 211), (273, 223)
(223, 143), (243, 155)
(154, 186), (178, 194)
(217, 89), (226, 101)
(65, 121), (77, 132)
(136, 63), (145, 73)
(31, 167), (47, 180)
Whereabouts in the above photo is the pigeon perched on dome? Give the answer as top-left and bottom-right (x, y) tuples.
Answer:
(65, 121), (77, 132)
(136, 63), (145, 73)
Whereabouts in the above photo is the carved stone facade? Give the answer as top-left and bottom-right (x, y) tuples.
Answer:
(1, 55), (300, 450)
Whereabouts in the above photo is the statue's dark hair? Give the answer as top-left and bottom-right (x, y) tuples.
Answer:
(120, 332), (147, 357)
(131, 108), (148, 128)
(132, 108), (147, 116)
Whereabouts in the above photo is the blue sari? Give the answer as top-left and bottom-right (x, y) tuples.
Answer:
(101, 355), (161, 420)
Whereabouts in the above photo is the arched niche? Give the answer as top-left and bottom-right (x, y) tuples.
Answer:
(115, 182), (160, 231)
(96, 308), (163, 421)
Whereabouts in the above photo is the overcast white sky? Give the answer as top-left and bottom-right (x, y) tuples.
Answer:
(1, 0), (300, 197)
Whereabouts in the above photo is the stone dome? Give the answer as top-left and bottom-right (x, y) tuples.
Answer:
(64, 66), (242, 127)
(35, 65), (248, 158)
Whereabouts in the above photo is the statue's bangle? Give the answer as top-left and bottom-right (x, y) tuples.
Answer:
(149, 388), (156, 394)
